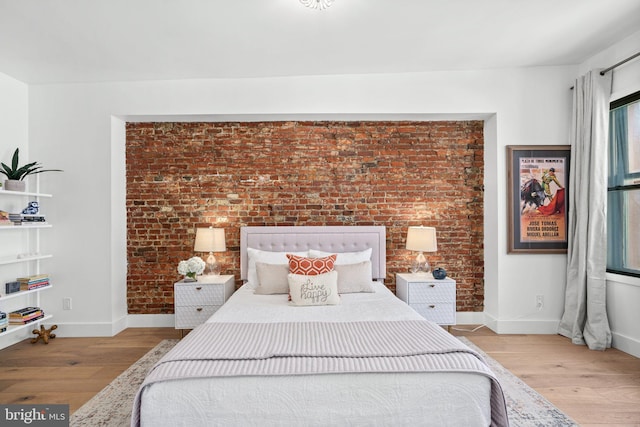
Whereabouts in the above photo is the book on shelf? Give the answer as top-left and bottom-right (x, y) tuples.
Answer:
(6, 213), (46, 225)
(9, 306), (41, 317)
(20, 280), (50, 291)
(15, 274), (50, 290)
(8, 307), (44, 324)
(9, 313), (44, 325)
(5, 281), (21, 294)
(17, 274), (49, 282)
(21, 214), (46, 222)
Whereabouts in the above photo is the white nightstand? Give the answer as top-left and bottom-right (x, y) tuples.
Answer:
(396, 273), (456, 329)
(174, 275), (235, 331)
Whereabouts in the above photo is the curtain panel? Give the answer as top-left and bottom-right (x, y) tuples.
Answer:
(557, 69), (612, 350)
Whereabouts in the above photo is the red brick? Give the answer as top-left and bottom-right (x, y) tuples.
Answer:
(126, 121), (484, 314)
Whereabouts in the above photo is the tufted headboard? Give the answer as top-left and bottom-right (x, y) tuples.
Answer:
(240, 226), (387, 282)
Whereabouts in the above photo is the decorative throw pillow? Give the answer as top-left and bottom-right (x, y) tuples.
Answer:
(246, 248), (307, 287)
(309, 248), (372, 265)
(287, 254), (336, 276)
(334, 261), (375, 293)
(288, 271), (340, 306)
(254, 262), (290, 294)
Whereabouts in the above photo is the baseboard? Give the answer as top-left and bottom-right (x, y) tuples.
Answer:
(482, 312), (560, 334)
(456, 311), (485, 325)
(38, 315), (174, 338)
(46, 321), (118, 337)
(126, 314), (175, 328)
(611, 330), (640, 358)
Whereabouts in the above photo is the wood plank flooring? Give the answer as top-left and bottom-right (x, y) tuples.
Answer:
(449, 326), (640, 427)
(0, 326), (638, 426)
(0, 327), (180, 413)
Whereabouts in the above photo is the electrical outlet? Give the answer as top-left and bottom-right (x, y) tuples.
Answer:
(63, 297), (72, 310)
(535, 295), (544, 310)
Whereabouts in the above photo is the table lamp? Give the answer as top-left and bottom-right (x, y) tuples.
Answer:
(405, 226), (437, 273)
(194, 227), (226, 275)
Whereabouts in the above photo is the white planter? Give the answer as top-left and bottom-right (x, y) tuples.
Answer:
(4, 180), (26, 191)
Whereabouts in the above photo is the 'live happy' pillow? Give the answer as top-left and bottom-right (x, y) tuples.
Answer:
(288, 270), (340, 306)
(287, 254), (336, 275)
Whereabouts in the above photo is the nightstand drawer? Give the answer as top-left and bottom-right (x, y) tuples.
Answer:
(175, 305), (220, 329)
(396, 273), (457, 327)
(407, 282), (455, 303)
(411, 303), (455, 324)
(175, 284), (224, 306)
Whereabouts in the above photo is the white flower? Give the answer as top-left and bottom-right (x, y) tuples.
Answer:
(177, 256), (206, 276)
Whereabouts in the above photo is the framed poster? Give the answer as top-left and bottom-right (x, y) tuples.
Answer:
(507, 145), (571, 253)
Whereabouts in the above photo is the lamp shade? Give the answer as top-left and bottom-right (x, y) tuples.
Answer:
(194, 227), (226, 252)
(405, 226), (437, 252)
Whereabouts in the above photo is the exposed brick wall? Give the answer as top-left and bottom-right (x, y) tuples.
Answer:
(125, 121), (484, 314)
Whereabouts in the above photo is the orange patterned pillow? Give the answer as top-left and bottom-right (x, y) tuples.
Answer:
(286, 254), (336, 275)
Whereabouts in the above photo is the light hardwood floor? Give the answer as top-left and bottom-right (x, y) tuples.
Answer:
(0, 326), (638, 426)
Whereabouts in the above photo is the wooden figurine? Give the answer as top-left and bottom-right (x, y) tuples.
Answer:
(31, 324), (57, 344)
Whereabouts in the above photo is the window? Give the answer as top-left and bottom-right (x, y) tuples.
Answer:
(608, 90), (640, 277)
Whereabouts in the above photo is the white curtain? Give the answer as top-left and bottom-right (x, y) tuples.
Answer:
(557, 70), (612, 350)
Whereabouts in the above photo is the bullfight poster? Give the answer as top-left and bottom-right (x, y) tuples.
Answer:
(507, 146), (571, 253)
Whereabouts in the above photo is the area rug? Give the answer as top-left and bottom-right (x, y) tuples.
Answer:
(459, 337), (579, 427)
(71, 338), (578, 427)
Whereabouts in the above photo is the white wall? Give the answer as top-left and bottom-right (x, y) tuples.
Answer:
(0, 72), (28, 168)
(579, 29), (640, 357)
(25, 65), (577, 339)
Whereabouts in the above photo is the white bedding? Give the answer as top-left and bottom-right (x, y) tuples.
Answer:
(211, 281), (423, 323)
(138, 282), (495, 427)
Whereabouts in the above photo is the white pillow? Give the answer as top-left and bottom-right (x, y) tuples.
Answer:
(308, 248), (372, 265)
(288, 271), (340, 306)
(254, 262), (290, 294)
(246, 248), (307, 287)
(334, 261), (375, 293)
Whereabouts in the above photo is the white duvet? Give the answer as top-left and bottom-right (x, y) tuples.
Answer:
(138, 282), (493, 427)
(210, 281), (424, 323)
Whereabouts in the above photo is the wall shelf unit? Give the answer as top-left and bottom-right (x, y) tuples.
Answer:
(0, 186), (54, 347)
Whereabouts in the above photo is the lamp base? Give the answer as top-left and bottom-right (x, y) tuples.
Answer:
(204, 252), (221, 275)
(409, 252), (430, 274)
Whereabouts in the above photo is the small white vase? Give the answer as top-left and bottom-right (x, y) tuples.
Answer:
(4, 180), (26, 192)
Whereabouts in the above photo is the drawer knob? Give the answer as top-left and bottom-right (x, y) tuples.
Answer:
(429, 305), (436, 309)
(429, 284), (435, 288)
(196, 287), (202, 290)
(196, 307), (203, 312)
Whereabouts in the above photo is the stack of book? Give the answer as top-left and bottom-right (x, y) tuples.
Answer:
(9, 307), (44, 325)
(0, 311), (7, 333)
(17, 274), (50, 290)
(7, 213), (46, 225)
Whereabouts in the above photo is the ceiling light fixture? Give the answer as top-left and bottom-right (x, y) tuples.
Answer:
(300, 0), (334, 10)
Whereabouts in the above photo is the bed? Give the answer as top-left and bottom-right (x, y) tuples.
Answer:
(133, 226), (508, 426)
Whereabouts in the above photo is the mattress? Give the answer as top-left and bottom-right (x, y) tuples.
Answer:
(135, 282), (505, 427)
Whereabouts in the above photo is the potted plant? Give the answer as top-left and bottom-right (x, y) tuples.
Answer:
(1, 148), (62, 192)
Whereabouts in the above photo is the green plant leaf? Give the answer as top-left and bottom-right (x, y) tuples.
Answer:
(11, 148), (19, 172)
(1, 148), (62, 180)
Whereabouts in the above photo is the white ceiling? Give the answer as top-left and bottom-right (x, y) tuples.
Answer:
(1, 0), (639, 84)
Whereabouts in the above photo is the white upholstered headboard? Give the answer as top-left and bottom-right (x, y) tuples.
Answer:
(240, 226), (387, 281)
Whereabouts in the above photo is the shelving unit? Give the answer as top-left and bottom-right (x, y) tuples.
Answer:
(0, 185), (53, 346)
